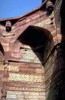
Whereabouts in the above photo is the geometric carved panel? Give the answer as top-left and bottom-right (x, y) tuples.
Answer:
(19, 47), (41, 63)
(9, 73), (44, 83)
(7, 91), (46, 100)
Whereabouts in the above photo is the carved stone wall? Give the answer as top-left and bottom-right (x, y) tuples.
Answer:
(0, 1), (63, 99)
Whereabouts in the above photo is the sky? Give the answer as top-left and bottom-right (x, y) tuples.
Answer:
(0, 0), (41, 18)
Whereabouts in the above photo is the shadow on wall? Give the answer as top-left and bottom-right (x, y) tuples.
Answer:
(0, 43), (4, 64)
(46, 0), (65, 100)
(17, 25), (53, 65)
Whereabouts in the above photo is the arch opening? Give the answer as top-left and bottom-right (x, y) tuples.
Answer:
(17, 26), (53, 64)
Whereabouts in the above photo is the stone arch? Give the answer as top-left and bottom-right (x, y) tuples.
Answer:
(6, 26), (54, 100)
(13, 25), (53, 64)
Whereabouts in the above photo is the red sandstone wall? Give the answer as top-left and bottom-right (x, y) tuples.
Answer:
(0, 6), (62, 100)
